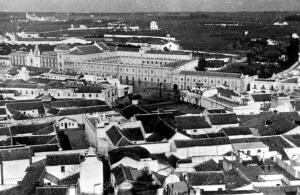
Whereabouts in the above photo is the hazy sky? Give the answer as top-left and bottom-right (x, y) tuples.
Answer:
(0, 0), (300, 12)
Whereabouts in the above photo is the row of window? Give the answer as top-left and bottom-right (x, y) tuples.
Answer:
(79, 64), (167, 75)
(252, 84), (297, 91)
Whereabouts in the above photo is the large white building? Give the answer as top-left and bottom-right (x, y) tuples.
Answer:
(60, 45), (250, 93)
(10, 42), (251, 93)
(150, 21), (159, 31)
(250, 60), (300, 94)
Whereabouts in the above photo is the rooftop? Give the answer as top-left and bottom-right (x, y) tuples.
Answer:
(0, 147), (32, 161)
(232, 142), (268, 151)
(187, 172), (225, 186)
(224, 169), (251, 190)
(12, 135), (58, 146)
(108, 146), (151, 165)
(174, 137), (231, 148)
(121, 127), (145, 142)
(145, 50), (189, 56)
(120, 104), (149, 119)
(252, 93), (272, 102)
(220, 127), (252, 136)
(46, 153), (81, 166)
(207, 113), (238, 125)
(106, 126), (132, 147)
(69, 44), (103, 55)
(217, 87), (240, 98)
(175, 115), (211, 131)
(194, 159), (222, 172)
(179, 70), (242, 79)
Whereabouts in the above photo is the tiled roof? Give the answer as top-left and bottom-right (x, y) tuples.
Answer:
(74, 86), (105, 93)
(240, 112), (300, 136)
(59, 173), (80, 185)
(121, 127), (144, 141)
(258, 118), (297, 136)
(259, 136), (292, 160)
(0, 127), (11, 136)
(146, 132), (165, 142)
(55, 44), (70, 51)
(46, 107), (60, 115)
(109, 146), (151, 165)
(46, 153), (81, 166)
(96, 42), (110, 50)
(164, 59), (197, 68)
(179, 70), (242, 78)
(252, 93), (272, 102)
(207, 113), (238, 125)
(187, 172), (225, 186)
(194, 159), (222, 172)
(13, 135), (58, 146)
(174, 137), (231, 148)
(175, 115), (211, 131)
(47, 99), (106, 108)
(145, 50), (188, 55)
(0, 147), (32, 161)
(205, 109), (226, 114)
(30, 144), (60, 153)
(52, 105), (112, 116)
(152, 119), (176, 140)
(10, 123), (55, 136)
(217, 87), (240, 98)
(69, 45), (103, 55)
(224, 169), (251, 190)
(35, 187), (69, 195)
(111, 164), (142, 185)
(62, 129), (90, 150)
(19, 159), (46, 195)
(106, 126), (133, 146)
(232, 142), (268, 151)
(117, 137), (133, 147)
(120, 104), (149, 119)
(135, 114), (176, 140)
(284, 134), (300, 147)
(106, 126), (123, 145)
(6, 101), (45, 114)
(220, 127), (252, 136)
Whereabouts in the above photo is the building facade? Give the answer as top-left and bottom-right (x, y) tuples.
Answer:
(10, 43), (251, 93)
(61, 47), (250, 93)
(10, 45), (58, 70)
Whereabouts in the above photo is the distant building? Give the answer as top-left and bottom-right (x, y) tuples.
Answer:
(16, 32), (39, 39)
(10, 45), (58, 70)
(150, 21), (159, 31)
(126, 37), (180, 51)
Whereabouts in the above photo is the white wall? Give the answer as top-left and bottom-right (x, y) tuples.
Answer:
(137, 142), (171, 154)
(2, 160), (30, 185)
(172, 145), (233, 159)
(80, 155), (104, 195)
(46, 165), (80, 180)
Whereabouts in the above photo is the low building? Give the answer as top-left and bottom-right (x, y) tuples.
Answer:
(170, 137), (233, 159)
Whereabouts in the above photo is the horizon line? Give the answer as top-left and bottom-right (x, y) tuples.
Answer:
(0, 10), (300, 14)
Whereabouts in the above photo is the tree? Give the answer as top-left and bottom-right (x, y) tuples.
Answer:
(131, 168), (160, 195)
(286, 34), (299, 66)
(195, 58), (207, 71)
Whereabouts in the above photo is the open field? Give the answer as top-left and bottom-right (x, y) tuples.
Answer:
(1, 12), (300, 53)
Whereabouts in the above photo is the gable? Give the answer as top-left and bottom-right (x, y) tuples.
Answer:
(58, 117), (77, 123)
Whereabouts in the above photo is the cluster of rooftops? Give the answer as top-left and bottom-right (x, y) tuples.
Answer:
(0, 96), (300, 194)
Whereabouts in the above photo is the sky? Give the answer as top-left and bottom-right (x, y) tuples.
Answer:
(0, 0), (300, 12)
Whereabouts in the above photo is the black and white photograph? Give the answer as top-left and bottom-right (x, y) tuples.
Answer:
(0, 0), (300, 194)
